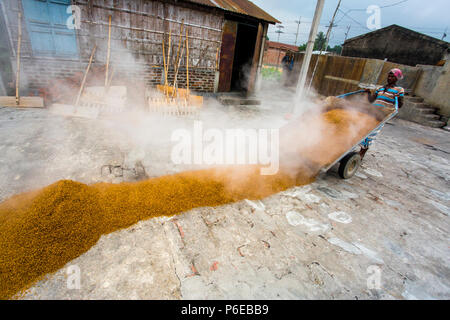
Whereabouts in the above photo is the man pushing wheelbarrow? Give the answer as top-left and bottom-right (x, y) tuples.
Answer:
(318, 68), (405, 179)
(359, 68), (405, 159)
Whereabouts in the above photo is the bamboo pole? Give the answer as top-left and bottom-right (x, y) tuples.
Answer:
(186, 29), (190, 101)
(172, 36), (186, 99)
(166, 30), (172, 98)
(105, 66), (114, 93)
(172, 19), (185, 98)
(162, 38), (168, 88)
(105, 15), (112, 87)
(75, 45), (97, 106)
(167, 30), (172, 68)
(216, 47), (220, 71)
(15, 12), (22, 106)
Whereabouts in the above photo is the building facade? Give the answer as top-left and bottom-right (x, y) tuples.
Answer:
(263, 41), (299, 66)
(342, 25), (448, 67)
(0, 0), (278, 100)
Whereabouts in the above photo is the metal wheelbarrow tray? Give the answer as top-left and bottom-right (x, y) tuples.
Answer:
(319, 90), (399, 179)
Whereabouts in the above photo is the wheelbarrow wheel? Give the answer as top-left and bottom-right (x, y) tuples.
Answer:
(338, 151), (361, 179)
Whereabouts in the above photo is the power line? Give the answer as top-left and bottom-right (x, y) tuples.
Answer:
(340, 0), (409, 12)
(337, 9), (370, 31)
(379, 0), (409, 9)
(336, 0), (410, 31)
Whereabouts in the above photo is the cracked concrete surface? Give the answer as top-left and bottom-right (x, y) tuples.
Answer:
(0, 96), (449, 300)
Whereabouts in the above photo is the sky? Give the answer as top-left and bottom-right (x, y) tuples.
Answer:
(250, 0), (449, 47)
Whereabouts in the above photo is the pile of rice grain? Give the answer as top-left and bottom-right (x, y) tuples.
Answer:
(0, 108), (379, 299)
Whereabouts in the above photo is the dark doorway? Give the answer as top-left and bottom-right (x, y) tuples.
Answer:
(230, 22), (257, 92)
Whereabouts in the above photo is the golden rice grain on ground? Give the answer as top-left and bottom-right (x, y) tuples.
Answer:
(0, 108), (379, 299)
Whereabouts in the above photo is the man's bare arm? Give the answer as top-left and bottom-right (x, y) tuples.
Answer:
(365, 89), (377, 103)
(398, 96), (403, 108)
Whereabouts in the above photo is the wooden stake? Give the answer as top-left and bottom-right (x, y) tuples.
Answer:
(162, 38), (168, 88)
(0, 12), (43, 108)
(105, 15), (112, 87)
(186, 29), (190, 100)
(15, 12), (22, 106)
(172, 38), (185, 98)
(216, 47), (220, 71)
(172, 19), (185, 97)
(166, 30), (172, 98)
(105, 66), (114, 93)
(75, 45), (97, 106)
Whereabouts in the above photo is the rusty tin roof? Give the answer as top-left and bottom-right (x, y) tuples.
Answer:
(184, 0), (280, 24)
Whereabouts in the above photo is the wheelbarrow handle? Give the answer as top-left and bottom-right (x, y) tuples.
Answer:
(336, 90), (366, 98)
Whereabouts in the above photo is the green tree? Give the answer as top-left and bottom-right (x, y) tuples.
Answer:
(314, 31), (326, 51)
(326, 44), (343, 53)
(298, 43), (307, 51)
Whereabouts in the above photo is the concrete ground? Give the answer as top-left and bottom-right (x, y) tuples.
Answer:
(0, 90), (449, 300)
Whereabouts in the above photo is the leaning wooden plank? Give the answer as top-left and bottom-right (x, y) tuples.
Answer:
(49, 103), (99, 119)
(75, 45), (97, 106)
(0, 96), (44, 108)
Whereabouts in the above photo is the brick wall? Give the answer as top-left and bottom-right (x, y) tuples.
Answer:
(14, 57), (215, 97)
(263, 47), (288, 66)
(166, 68), (215, 92)
(19, 58), (85, 94)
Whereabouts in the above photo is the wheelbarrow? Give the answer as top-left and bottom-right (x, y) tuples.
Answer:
(320, 89), (399, 179)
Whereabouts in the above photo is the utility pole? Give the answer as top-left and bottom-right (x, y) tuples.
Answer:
(340, 25), (351, 55)
(344, 25), (351, 42)
(275, 25), (284, 68)
(294, 18), (301, 46)
(306, 0), (341, 94)
(322, 0), (342, 53)
(275, 25), (284, 42)
(295, 0), (325, 107)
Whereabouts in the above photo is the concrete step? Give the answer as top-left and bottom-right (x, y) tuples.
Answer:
(414, 107), (436, 114)
(423, 113), (441, 121)
(405, 96), (424, 103)
(218, 95), (261, 106)
(408, 101), (437, 110)
(398, 93), (446, 128)
(425, 120), (446, 128)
